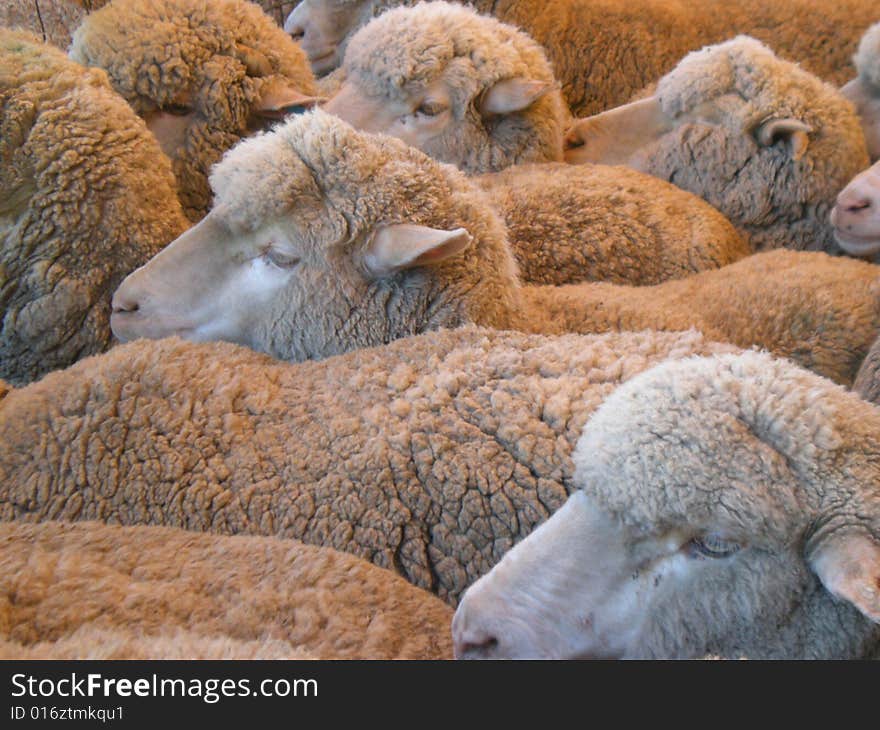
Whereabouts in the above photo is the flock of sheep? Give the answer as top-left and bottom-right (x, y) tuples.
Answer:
(1, 0), (880, 660)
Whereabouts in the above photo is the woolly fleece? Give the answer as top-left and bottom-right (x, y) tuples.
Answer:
(0, 30), (187, 385)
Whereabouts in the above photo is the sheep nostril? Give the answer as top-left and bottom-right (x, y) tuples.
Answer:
(111, 294), (139, 314)
(455, 634), (499, 659)
(289, 26), (305, 42)
(844, 199), (872, 214)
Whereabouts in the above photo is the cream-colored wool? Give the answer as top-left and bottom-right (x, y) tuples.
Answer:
(0, 328), (738, 603)
(569, 36), (870, 253)
(0, 30), (188, 386)
(115, 111), (880, 386)
(454, 351), (880, 659)
(288, 0), (880, 116)
(475, 163), (750, 286)
(0, 521), (452, 659)
(333, 2), (569, 174)
(70, 0), (318, 221)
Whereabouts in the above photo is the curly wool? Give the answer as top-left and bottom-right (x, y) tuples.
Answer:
(475, 163), (750, 286)
(0, 520), (453, 659)
(340, 1), (569, 173)
(0, 30), (187, 385)
(70, 0), (317, 221)
(0, 328), (736, 603)
(647, 36), (869, 252)
(301, 0), (880, 115)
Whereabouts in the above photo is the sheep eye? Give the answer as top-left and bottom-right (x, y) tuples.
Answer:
(688, 535), (741, 559)
(262, 247), (300, 269)
(164, 103), (192, 116)
(416, 101), (445, 117)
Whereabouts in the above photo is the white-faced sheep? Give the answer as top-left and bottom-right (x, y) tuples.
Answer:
(321, 2), (749, 286)
(286, 0), (880, 117)
(830, 160), (880, 259)
(111, 111), (880, 386)
(842, 21), (880, 164)
(0, 327), (739, 603)
(0, 30), (189, 386)
(453, 351), (880, 659)
(69, 0), (322, 221)
(0, 520), (453, 659)
(565, 36), (871, 254)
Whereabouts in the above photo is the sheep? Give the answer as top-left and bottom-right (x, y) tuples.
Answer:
(287, 1), (880, 117)
(321, 2), (749, 286)
(452, 351), (880, 659)
(321, 2), (571, 174)
(0, 30), (189, 386)
(111, 110), (880, 386)
(69, 0), (322, 221)
(0, 326), (738, 603)
(830, 160), (880, 259)
(0, 520), (452, 659)
(473, 163), (749, 286)
(842, 21), (880, 162)
(565, 36), (870, 254)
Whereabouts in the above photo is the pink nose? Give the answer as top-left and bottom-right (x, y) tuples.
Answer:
(453, 629), (499, 660)
(831, 189), (874, 229)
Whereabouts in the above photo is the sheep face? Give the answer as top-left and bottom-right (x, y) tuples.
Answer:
(564, 37), (869, 252)
(831, 161), (880, 257)
(110, 110), (517, 361)
(284, 0), (374, 76)
(322, 2), (565, 174)
(454, 353), (880, 659)
(841, 78), (880, 162)
(70, 0), (321, 222)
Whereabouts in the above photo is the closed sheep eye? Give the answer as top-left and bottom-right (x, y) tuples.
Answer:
(262, 247), (301, 269)
(687, 535), (742, 559)
(164, 103), (193, 116)
(415, 101), (447, 117)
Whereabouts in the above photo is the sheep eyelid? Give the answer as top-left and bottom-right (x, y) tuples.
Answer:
(261, 245), (301, 269)
(687, 535), (742, 559)
(415, 101), (447, 117)
(164, 103), (192, 116)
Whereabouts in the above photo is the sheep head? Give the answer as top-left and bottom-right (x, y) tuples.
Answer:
(110, 110), (519, 361)
(453, 351), (880, 659)
(564, 36), (869, 253)
(321, 2), (567, 174)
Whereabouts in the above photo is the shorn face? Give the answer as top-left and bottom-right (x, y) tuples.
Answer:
(284, 0), (373, 76)
(830, 161), (880, 257)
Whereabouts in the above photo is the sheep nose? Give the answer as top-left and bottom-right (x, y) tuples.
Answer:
(831, 189), (874, 228)
(111, 284), (140, 314)
(288, 24), (305, 42)
(452, 612), (501, 659)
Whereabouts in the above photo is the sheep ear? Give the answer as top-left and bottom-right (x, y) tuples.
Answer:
(753, 117), (812, 160)
(811, 533), (880, 623)
(254, 79), (325, 118)
(480, 78), (550, 117)
(236, 43), (273, 78)
(364, 224), (472, 278)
